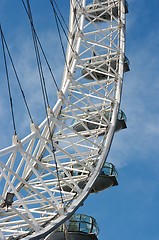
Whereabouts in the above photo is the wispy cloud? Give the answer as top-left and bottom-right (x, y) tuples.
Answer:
(0, 24), (65, 148)
(107, 10), (159, 169)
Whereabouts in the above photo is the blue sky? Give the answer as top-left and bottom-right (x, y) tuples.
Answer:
(80, 1), (159, 239)
(0, 0), (159, 240)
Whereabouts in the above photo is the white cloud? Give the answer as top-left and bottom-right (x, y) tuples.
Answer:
(107, 15), (159, 169)
(0, 23), (65, 148)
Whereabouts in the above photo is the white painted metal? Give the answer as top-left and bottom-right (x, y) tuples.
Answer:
(0, 0), (127, 239)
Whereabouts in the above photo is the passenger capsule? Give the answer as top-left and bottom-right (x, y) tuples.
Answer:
(124, 56), (130, 72)
(81, 55), (130, 80)
(91, 162), (118, 193)
(46, 214), (99, 240)
(115, 109), (127, 131)
(72, 109), (127, 135)
(61, 162), (118, 193)
(86, 0), (128, 21)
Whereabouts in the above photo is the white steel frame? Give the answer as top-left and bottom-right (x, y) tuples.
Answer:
(0, 0), (126, 239)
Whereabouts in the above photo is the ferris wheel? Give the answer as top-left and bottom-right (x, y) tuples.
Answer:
(0, 0), (129, 239)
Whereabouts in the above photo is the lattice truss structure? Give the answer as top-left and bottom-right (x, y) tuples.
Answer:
(0, 0), (127, 239)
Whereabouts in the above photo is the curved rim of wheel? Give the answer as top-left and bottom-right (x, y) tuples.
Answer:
(0, 0), (127, 239)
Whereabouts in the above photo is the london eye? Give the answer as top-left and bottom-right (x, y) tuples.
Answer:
(0, 0), (129, 239)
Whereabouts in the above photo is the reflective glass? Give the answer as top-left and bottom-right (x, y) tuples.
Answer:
(67, 214), (99, 235)
(118, 109), (127, 122)
(102, 162), (118, 177)
(69, 221), (79, 231)
(81, 214), (91, 223)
